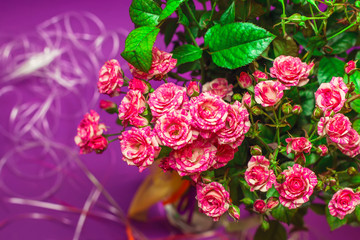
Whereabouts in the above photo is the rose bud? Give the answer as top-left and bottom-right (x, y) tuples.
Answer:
(292, 105), (302, 115)
(316, 145), (328, 156)
(253, 70), (268, 82)
(312, 107), (323, 120)
(238, 72), (252, 88)
(228, 205), (240, 220)
(253, 199), (267, 214)
(266, 197), (280, 210)
(347, 167), (358, 176)
(345, 60), (357, 74)
(250, 145), (262, 156)
(232, 93), (242, 101)
(242, 92), (253, 108)
(99, 100), (117, 114)
(251, 106), (263, 116)
(187, 81), (200, 97)
(282, 102), (292, 115)
(328, 177), (337, 186)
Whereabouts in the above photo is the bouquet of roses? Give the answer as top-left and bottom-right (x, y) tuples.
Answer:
(75, 0), (360, 237)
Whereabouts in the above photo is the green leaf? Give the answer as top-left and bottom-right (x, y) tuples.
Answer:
(326, 207), (347, 230)
(310, 203), (326, 215)
(199, 12), (212, 29)
(328, 32), (357, 55)
(177, 7), (189, 26)
(305, 0), (317, 7)
(121, 26), (160, 72)
(355, 205), (360, 222)
(204, 22), (275, 69)
(273, 37), (299, 57)
(280, 161), (295, 171)
(266, 186), (279, 198)
(317, 57), (345, 84)
(293, 32), (323, 57)
(271, 204), (297, 224)
(254, 220), (287, 240)
(220, 1), (235, 25)
(156, 146), (172, 160)
(159, 0), (187, 22)
(299, 90), (315, 116)
(172, 44), (203, 65)
(129, 0), (162, 27)
(354, 119), (360, 134)
(350, 71), (360, 113)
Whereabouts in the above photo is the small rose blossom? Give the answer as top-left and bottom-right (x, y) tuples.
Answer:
(190, 92), (229, 139)
(88, 135), (108, 153)
(345, 60), (356, 74)
(169, 139), (217, 181)
(315, 77), (349, 116)
(148, 83), (188, 120)
(129, 47), (177, 80)
(187, 81), (200, 97)
(254, 80), (285, 107)
(267, 197), (280, 209)
(285, 137), (312, 155)
(336, 129), (360, 158)
(242, 92), (252, 107)
(99, 100), (116, 110)
(119, 127), (160, 172)
(196, 182), (230, 221)
(270, 55), (313, 88)
(317, 145), (328, 156)
(253, 70), (268, 82)
(292, 105), (302, 115)
(245, 156), (276, 192)
(275, 164), (318, 209)
(74, 110), (107, 154)
(118, 90), (148, 127)
(317, 113), (352, 144)
(253, 199), (267, 214)
(98, 59), (123, 97)
(238, 72), (252, 88)
(154, 109), (199, 150)
(211, 143), (236, 170)
(228, 205), (240, 220)
(328, 188), (360, 220)
(202, 78), (233, 102)
(129, 78), (150, 94)
(216, 101), (250, 148)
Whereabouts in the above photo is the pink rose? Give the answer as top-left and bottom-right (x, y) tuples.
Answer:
(154, 109), (199, 150)
(202, 78), (233, 102)
(211, 143), (235, 170)
(292, 105), (302, 115)
(190, 92), (229, 139)
(238, 72), (252, 88)
(270, 55), (313, 88)
(119, 127), (160, 172)
(245, 156), (276, 192)
(242, 92), (252, 107)
(336, 129), (360, 158)
(253, 70), (268, 82)
(318, 114), (352, 144)
(216, 101), (250, 148)
(98, 59), (123, 97)
(266, 197), (280, 209)
(187, 81), (200, 97)
(148, 83), (188, 119)
(317, 145), (328, 156)
(285, 137), (312, 154)
(228, 205), (240, 220)
(254, 80), (285, 107)
(253, 199), (267, 214)
(74, 110), (107, 154)
(99, 99), (116, 111)
(129, 78), (150, 94)
(345, 60), (356, 74)
(169, 139), (217, 181)
(129, 47), (177, 80)
(88, 135), (108, 153)
(196, 182), (230, 221)
(315, 77), (348, 116)
(118, 90), (148, 127)
(275, 164), (318, 209)
(328, 188), (360, 219)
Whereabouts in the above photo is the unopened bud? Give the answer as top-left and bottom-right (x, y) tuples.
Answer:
(316, 180), (324, 190)
(242, 92), (253, 107)
(242, 198), (254, 205)
(253, 199), (267, 214)
(328, 177), (337, 186)
(238, 72), (252, 88)
(250, 145), (262, 156)
(253, 70), (268, 83)
(233, 93), (242, 101)
(276, 174), (286, 183)
(292, 105), (302, 115)
(229, 205), (240, 220)
(347, 166), (358, 176)
(266, 197), (279, 210)
(99, 100), (117, 114)
(282, 102), (292, 115)
(345, 60), (357, 75)
(312, 107), (323, 119)
(251, 106), (263, 116)
(186, 81), (200, 97)
(316, 145), (328, 156)
(288, 13), (302, 23)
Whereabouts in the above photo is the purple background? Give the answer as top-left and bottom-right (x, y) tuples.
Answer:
(0, 0), (359, 239)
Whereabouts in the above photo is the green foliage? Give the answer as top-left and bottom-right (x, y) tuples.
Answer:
(328, 32), (357, 55)
(219, 1), (235, 25)
(121, 26), (160, 72)
(254, 220), (287, 240)
(172, 44), (203, 65)
(317, 57), (345, 84)
(271, 204), (297, 224)
(350, 71), (360, 113)
(204, 22), (275, 69)
(326, 207), (347, 231)
(129, 0), (162, 27)
(159, 0), (187, 22)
